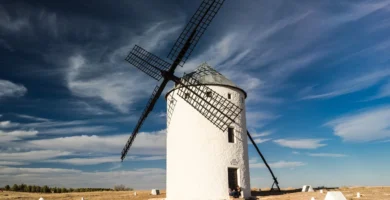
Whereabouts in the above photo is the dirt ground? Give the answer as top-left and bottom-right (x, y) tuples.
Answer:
(0, 187), (389, 200)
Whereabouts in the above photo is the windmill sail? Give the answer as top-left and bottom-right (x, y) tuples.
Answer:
(121, 83), (165, 161)
(125, 45), (172, 81)
(167, 0), (225, 67)
(176, 75), (242, 131)
(121, 0), (226, 160)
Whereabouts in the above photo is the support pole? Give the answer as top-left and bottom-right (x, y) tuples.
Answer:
(247, 131), (281, 192)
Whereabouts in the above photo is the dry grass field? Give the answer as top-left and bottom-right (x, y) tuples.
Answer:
(1, 187), (389, 200)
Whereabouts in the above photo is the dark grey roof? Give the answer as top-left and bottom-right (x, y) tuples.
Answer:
(165, 63), (247, 98)
(181, 62), (238, 88)
(167, 62), (247, 98)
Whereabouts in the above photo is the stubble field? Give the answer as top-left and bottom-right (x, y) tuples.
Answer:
(1, 187), (389, 200)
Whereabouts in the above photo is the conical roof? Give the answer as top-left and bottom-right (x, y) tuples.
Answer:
(182, 62), (238, 88)
(166, 62), (247, 98)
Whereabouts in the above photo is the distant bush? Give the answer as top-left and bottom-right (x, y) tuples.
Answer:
(114, 184), (133, 191)
(3, 184), (113, 193)
(4, 185), (10, 191)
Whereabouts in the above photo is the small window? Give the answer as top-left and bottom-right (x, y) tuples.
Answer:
(206, 91), (212, 97)
(228, 93), (231, 99)
(228, 127), (234, 143)
(185, 93), (190, 99)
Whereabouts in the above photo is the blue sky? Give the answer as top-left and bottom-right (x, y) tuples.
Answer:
(1, 0), (390, 189)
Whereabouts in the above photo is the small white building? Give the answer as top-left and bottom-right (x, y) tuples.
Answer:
(324, 191), (347, 200)
(165, 63), (251, 200)
(302, 185), (314, 192)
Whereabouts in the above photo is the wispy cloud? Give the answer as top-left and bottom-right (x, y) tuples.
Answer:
(301, 69), (390, 100)
(0, 150), (71, 161)
(246, 112), (280, 129)
(308, 153), (347, 157)
(253, 138), (272, 144)
(0, 167), (81, 174)
(39, 125), (115, 135)
(28, 130), (167, 155)
(0, 161), (27, 166)
(14, 114), (50, 122)
(0, 121), (19, 128)
(274, 139), (327, 149)
(48, 155), (166, 166)
(48, 156), (119, 165)
(0, 129), (38, 142)
(0, 79), (27, 99)
(248, 130), (273, 144)
(369, 81), (390, 100)
(0, 5), (30, 32)
(250, 160), (306, 169)
(325, 105), (390, 142)
(65, 21), (182, 113)
(251, 131), (273, 137)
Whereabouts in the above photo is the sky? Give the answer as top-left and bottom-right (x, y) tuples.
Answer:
(1, 0), (390, 190)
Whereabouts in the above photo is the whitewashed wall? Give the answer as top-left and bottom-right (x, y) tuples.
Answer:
(165, 84), (251, 200)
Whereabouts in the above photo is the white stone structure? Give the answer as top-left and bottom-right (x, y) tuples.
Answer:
(302, 185), (314, 192)
(151, 189), (160, 195)
(165, 63), (251, 200)
(324, 191), (347, 200)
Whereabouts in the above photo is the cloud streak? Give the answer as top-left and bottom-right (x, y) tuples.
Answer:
(274, 139), (327, 149)
(250, 160), (306, 169)
(28, 129), (167, 155)
(0, 79), (27, 99)
(325, 105), (390, 142)
(308, 153), (347, 157)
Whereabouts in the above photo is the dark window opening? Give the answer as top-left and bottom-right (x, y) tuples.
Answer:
(206, 91), (212, 97)
(185, 93), (190, 99)
(228, 127), (234, 143)
(228, 93), (231, 99)
(228, 168), (239, 190)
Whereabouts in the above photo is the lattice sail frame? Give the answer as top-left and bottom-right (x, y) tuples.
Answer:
(125, 45), (172, 81)
(176, 74), (242, 131)
(167, 0), (225, 67)
(121, 84), (161, 160)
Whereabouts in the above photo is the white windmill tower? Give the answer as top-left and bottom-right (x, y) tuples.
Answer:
(119, 1), (281, 200)
(165, 63), (251, 199)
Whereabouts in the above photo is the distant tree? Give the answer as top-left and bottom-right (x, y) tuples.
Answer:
(69, 188), (74, 192)
(42, 185), (50, 193)
(28, 185), (32, 192)
(24, 185), (30, 192)
(31, 185), (35, 193)
(114, 184), (126, 191)
(61, 187), (68, 193)
(36, 186), (41, 193)
(56, 187), (62, 193)
(4, 185), (10, 191)
(19, 184), (26, 192)
(11, 184), (19, 191)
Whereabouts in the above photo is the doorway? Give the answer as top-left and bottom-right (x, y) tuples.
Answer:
(228, 168), (238, 190)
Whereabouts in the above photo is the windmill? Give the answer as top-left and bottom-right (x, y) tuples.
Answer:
(120, 0), (281, 196)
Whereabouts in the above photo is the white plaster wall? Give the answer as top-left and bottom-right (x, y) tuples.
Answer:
(166, 85), (251, 200)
